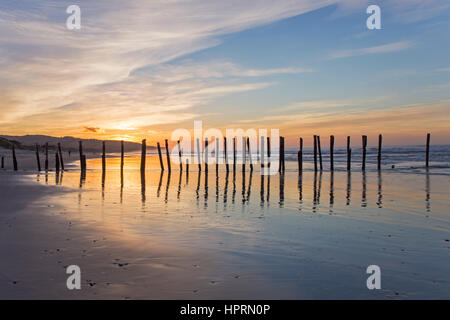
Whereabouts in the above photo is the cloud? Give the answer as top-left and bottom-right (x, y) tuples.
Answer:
(329, 41), (412, 59)
(0, 0), (333, 138)
(83, 126), (101, 133)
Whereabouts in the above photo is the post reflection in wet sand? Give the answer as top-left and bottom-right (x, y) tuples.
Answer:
(141, 171), (146, 205)
(329, 171), (334, 213)
(346, 171), (351, 206)
(157, 171), (164, 198)
(298, 173), (303, 212)
(426, 170), (431, 213)
(165, 172), (171, 204)
(279, 173), (285, 207)
(377, 171), (383, 208)
(361, 171), (367, 208)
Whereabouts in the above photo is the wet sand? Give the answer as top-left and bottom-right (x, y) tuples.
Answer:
(1, 155), (449, 299)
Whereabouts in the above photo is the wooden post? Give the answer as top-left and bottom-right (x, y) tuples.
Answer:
(347, 136), (351, 171)
(102, 141), (106, 173)
(313, 135), (318, 172)
(298, 137), (303, 173)
(55, 152), (60, 173)
(278, 136), (282, 173)
(205, 138), (209, 173)
(242, 136), (246, 173)
(426, 133), (431, 168)
(196, 138), (201, 172)
(330, 135), (334, 171)
(216, 138), (219, 174)
(78, 141), (84, 171)
(281, 137), (285, 173)
(12, 145), (18, 171)
(362, 135), (367, 171)
(224, 137), (229, 172)
(58, 143), (64, 171)
(247, 137), (253, 172)
(377, 134), (382, 170)
(177, 140), (183, 172)
(140, 139), (146, 173)
(233, 137), (236, 173)
(267, 137), (271, 168)
(261, 136), (265, 170)
(317, 136), (323, 171)
(1, 156), (4, 169)
(45, 142), (49, 171)
(157, 142), (164, 171)
(35, 144), (41, 172)
(120, 140), (124, 172)
(165, 139), (171, 173)
(81, 155), (86, 172)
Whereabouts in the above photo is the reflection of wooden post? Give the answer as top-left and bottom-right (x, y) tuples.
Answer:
(12, 145), (18, 171)
(377, 134), (382, 170)
(45, 143), (49, 171)
(330, 135), (334, 171)
(426, 133), (430, 168)
(247, 137), (253, 172)
(362, 135), (367, 171)
(196, 138), (201, 172)
(35, 144), (41, 172)
(157, 142), (164, 171)
(313, 135), (318, 172)
(298, 137), (303, 173)
(120, 140), (124, 171)
(177, 140), (183, 172)
(55, 152), (60, 173)
(347, 136), (351, 171)
(165, 139), (171, 173)
(317, 136), (323, 171)
(102, 141), (106, 173)
(58, 143), (64, 171)
(224, 137), (229, 172)
(140, 139), (146, 173)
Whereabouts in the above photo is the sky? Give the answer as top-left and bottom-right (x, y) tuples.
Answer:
(0, 0), (449, 147)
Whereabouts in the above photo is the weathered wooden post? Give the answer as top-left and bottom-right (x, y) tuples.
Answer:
(347, 136), (351, 171)
(120, 140), (124, 172)
(55, 152), (60, 173)
(58, 143), (64, 171)
(157, 142), (164, 171)
(281, 136), (286, 173)
(45, 142), (49, 171)
(205, 138), (209, 173)
(362, 135), (367, 171)
(377, 134), (382, 170)
(278, 136), (282, 173)
(224, 137), (229, 172)
(177, 140), (183, 172)
(242, 136), (246, 173)
(330, 135), (334, 171)
(233, 137), (236, 173)
(196, 138), (202, 172)
(102, 141), (106, 173)
(261, 136), (265, 170)
(140, 139), (146, 173)
(247, 137), (253, 172)
(1, 156), (4, 169)
(267, 137), (271, 168)
(165, 139), (171, 173)
(81, 155), (86, 172)
(317, 135), (323, 171)
(313, 135), (318, 172)
(298, 137), (303, 173)
(426, 133), (431, 168)
(216, 138), (219, 174)
(35, 144), (41, 172)
(78, 141), (84, 172)
(12, 145), (18, 171)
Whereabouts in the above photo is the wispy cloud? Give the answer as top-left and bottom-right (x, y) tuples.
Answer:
(329, 41), (412, 59)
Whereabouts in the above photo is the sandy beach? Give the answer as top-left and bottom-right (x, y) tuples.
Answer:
(1, 148), (449, 299)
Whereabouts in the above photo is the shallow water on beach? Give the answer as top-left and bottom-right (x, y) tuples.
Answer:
(30, 155), (450, 299)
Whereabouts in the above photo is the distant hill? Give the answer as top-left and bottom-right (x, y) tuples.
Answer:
(0, 135), (154, 153)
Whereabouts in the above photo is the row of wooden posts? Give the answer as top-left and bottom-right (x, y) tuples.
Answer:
(2, 133), (432, 172)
